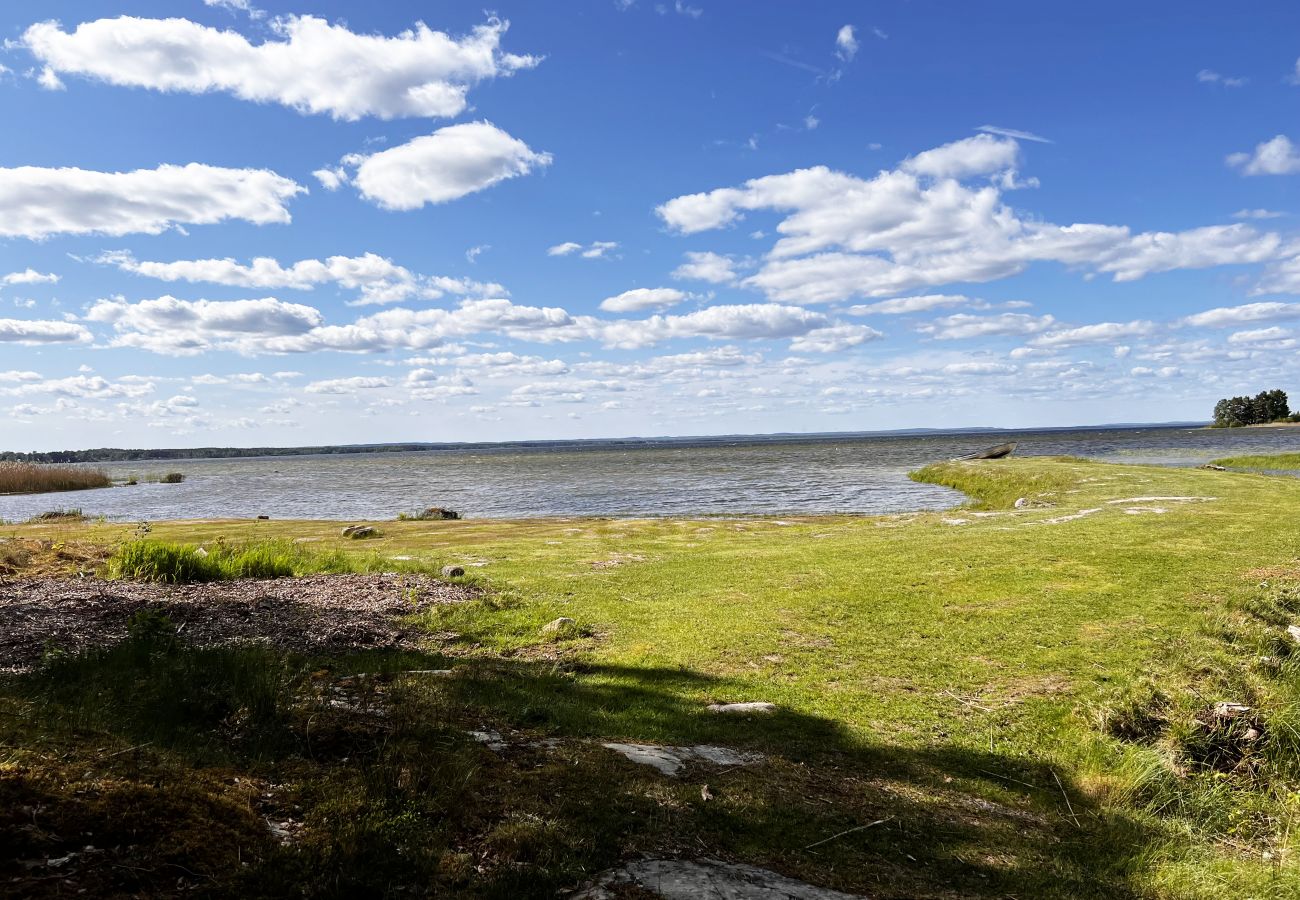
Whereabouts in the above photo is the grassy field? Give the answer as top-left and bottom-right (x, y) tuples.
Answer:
(1213, 451), (1300, 470)
(4, 456), (1300, 897)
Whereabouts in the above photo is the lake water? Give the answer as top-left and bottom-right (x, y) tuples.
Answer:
(3, 425), (1298, 522)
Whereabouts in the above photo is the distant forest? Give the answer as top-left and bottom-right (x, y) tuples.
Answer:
(0, 444), (460, 464)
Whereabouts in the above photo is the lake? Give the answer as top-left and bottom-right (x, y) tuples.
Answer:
(2, 425), (1298, 522)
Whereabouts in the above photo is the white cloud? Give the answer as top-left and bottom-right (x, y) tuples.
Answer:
(1, 269), (59, 286)
(87, 295), (323, 355)
(305, 376), (393, 394)
(941, 361), (1017, 376)
(658, 135), (1284, 304)
(600, 287), (688, 312)
(1028, 320), (1156, 348)
(333, 121), (551, 210)
(847, 294), (969, 315)
(976, 125), (1052, 144)
(1182, 301), (1300, 328)
(1228, 326), (1290, 344)
(0, 318), (91, 344)
(835, 25), (858, 62)
(918, 313), (1056, 340)
(1233, 208), (1284, 220)
(4, 374), (153, 398)
(1197, 69), (1246, 88)
(96, 250), (503, 306)
(901, 133), (1020, 179)
(0, 163), (303, 239)
(600, 303), (827, 348)
(22, 15), (537, 121)
(202, 0), (266, 19)
(548, 240), (618, 259)
(788, 323), (881, 353)
(671, 250), (737, 283)
(1227, 135), (1300, 175)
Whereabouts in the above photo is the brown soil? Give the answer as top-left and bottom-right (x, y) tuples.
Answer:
(0, 573), (477, 673)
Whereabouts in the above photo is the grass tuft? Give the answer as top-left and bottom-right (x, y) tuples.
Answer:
(1211, 452), (1300, 470)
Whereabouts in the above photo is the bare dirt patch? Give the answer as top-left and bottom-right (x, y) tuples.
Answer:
(0, 574), (476, 673)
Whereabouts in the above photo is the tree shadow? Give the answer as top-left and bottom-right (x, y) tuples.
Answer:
(1, 639), (1167, 899)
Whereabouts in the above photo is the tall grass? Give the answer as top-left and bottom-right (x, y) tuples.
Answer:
(105, 538), (431, 583)
(0, 461), (111, 494)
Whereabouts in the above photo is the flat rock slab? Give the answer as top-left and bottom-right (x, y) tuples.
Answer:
(708, 701), (777, 714)
(569, 858), (865, 899)
(603, 742), (764, 776)
(0, 574), (476, 674)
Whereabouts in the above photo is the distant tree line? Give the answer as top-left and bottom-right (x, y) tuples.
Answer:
(1212, 389), (1293, 427)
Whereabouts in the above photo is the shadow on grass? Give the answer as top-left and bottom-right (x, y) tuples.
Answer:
(0, 634), (1165, 899)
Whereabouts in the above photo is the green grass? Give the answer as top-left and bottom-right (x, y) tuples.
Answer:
(103, 537), (436, 582)
(1211, 451), (1300, 470)
(6, 457), (1300, 896)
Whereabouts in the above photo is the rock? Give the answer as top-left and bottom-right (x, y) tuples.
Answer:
(1014, 497), (1029, 508)
(469, 729), (507, 752)
(542, 616), (577, 635)
(568, 858), (866, 899)
(257, 515), (270, 520)
(194, 546), (208, 558)
(440, 565), (466, 578)
(342, 525), (378, 539)
(1201, 464), (1228, 471)
(601, 743), (763, 777)
(1212, 702), (1251, 719)
(707, 701), (777, 715)
(1288, 624), (1300, 644)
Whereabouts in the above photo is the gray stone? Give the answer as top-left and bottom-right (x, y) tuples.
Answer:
(708, 701), (777, 714)
(441, 565), (466, 578)
(542, 616), (577, 635)
(341, 525), (378, 539)
(602, 742), (764, 776)
(568, 858), (866, 899)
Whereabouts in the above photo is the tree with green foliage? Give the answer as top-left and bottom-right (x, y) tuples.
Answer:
(1212, 389), (1290, 427)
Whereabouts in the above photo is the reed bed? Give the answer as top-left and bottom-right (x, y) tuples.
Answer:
(0, 461), (111, 495)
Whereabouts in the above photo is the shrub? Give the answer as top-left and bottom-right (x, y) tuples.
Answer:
(159, 472), (185, 484)
(398, 507), (461, 521)
(0, 461), (111, 495)
(29, 508), (85, 523)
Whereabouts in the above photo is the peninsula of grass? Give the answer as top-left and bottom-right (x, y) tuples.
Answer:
(1211, 451), (1300, 470)
(0, 460), (110, 494)
(4, 457), (1300, 897)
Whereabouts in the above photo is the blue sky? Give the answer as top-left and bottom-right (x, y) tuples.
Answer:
(3, 1), (1300, 450)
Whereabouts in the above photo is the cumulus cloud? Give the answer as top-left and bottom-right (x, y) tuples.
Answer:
(0, 318), (92, 344)
(22, 15), (537, 121)
(86, 295), (324, 355)
(671, 250), (737, 283)
(917, 313), (1056, 340)
(202, 0), (266, 18)
(96, 250), (503, 306)
(599, 287), (688, 312)
(548, 240), (619, 259)
(1028, 320), (1156, 348)
(658, 134), (1284, 304)
(1227, 135), (1300, 176)
(324, 122), (551, 210)
(305, 376), (393, 394)
(599, 304), (827, 348)
(847, 294), (970, 315)
(0, 163), (303, 240)
(835, 25), (858, 61)
(1182, 301), (1300, 328)
(788, 323), (881, 353)
(1, 269), (59, 286)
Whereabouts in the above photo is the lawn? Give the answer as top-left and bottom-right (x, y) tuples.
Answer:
(1213, 451), (1300, 471)
(3, 456), (1300, 897)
